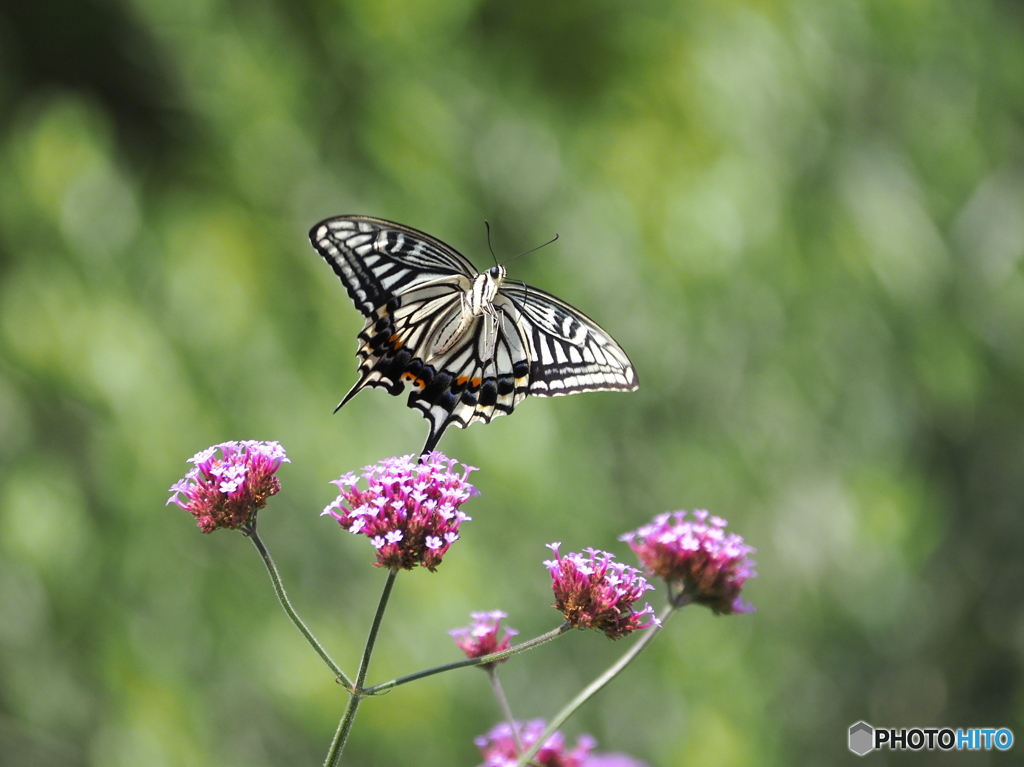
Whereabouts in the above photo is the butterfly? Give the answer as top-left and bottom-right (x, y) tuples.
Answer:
(309, 215), (639, 454)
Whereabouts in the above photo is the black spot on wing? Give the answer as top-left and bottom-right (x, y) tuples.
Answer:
(418, 370), (455, 406)
(478, 380), (498, 407)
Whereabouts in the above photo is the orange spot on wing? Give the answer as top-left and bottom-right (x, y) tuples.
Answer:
(389, 334), (403, 349)
(470, 377), (482, 388)
(401, 372), (425, 389)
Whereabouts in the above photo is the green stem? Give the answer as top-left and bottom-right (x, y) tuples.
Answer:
(324, 568), (399, 767)
(246, 525), (351, 689)
(356, 568), (397, 689)
(363, 623), (570, 696)
(515, 605), (677, 767)
(323, 692), (360, 767)
(321, 713), (349, 767)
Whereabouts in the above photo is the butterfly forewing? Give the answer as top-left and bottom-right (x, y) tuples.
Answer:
(310, 215), (638, 453)
(311, 217), (477, 314)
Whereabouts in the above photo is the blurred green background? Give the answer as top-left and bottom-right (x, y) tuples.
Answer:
(2, 0), (1023, 764)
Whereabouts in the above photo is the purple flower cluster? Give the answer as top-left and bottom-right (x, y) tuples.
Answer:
(477, 720), (593, 767)
(476, 720), (647, 767)
(322, 452), (477, 571)
(545, 544), (658, 639)
(166, 441), (289, 533)
(450, 611), (518, 663)
(622, 510), (756, 614)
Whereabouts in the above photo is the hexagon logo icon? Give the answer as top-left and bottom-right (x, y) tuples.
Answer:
(849, 721), (874, 756)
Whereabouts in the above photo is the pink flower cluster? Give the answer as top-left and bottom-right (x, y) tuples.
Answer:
(450, 611), (518, 663)
(476, 720), (647, 767)
(322, 452), (477, 571)
(166, 441), (289, 533)
(621, 510), (756, 614)
(545, 544), (658, 639)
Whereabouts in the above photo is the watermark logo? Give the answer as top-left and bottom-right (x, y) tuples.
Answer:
(848, 722), (1014, 755)
(849, 722), (874, 756)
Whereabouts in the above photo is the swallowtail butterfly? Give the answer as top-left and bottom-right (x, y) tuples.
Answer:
(310, 216), (639, 453)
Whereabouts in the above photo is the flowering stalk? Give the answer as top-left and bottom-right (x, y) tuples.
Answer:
(245, 524), (350, 689)
(494, 543), (667, 766)
(515, 513), (757, 767)
(168, 442), (352, 689)
(514, 603), (676, 767)
(318, 453), (482, 764)
(324, 568), (399, 767)
(451, 611), (522, 751)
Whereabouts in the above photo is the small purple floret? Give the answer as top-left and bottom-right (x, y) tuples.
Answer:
(545, 544), (659, 640)
(476, 720), (594, 767)
(449, 611), (518, 663)
(323, 452), (477, 571)
(166, 441), (289, 533)
(475, 720), (649, 767)
(621, 510), (757, 614)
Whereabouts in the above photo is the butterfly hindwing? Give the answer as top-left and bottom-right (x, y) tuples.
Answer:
(340, 278), (470, 402)
(310, 215), (637, 453)
(346, 285), (531, 453)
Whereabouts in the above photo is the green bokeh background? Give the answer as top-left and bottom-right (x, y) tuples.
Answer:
(2, 0), (1023, 764)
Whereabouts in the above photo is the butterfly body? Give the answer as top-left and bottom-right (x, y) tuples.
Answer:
(310, 216), (638, 453)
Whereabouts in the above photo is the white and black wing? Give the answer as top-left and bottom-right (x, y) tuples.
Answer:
(503, 286), (639, 395)
(309, 215), (477, 314)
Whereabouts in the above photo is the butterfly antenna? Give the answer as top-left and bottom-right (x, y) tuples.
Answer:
(484, 220), (499, 267)
(482, 221), (560, 267)
(503, 232), (559, 267)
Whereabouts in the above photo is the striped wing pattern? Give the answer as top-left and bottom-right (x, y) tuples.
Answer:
(310, 215), (638, 453)
(510, 286), (638, 395)
(312, 216), (477, 314)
